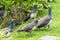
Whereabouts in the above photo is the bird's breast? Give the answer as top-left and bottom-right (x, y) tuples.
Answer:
(47, 19), (52, 25)
(32, 26), (36, 30)
(30, 13), (36, 18)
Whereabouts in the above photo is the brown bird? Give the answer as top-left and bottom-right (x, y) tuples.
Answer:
(24, 4), (37, 22)
(0, 5), (7, 20)
(17, 20), (38, 35)
(37, 4), (53, 29)
(0, 5), (6, 16)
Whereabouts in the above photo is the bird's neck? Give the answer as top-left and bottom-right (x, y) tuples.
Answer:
(32, 8), (36, 13)
(32, 5), (37, 13)
(2, 8), (5, 11)
(48, 7), (52, 17)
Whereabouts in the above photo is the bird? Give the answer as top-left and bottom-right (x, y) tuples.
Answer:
(24, 4), (37, 22)
(0, 18), (15, 37)
(0, 5), (5, 16)
(7, 18), (15, 31)
(37, 4), (53, 29)
(17, 20), (38, 35)
(5, 18), (15, 37)
(0, 5), (7, 20)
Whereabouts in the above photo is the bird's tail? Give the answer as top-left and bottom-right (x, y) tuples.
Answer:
(17, 30), (23, 32)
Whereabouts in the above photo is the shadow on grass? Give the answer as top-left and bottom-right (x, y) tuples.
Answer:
(11, 31), (37, 39)
(34, 28), (51, 32)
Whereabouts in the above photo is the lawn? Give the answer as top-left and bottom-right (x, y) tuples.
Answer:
(0, 0), (60, 40)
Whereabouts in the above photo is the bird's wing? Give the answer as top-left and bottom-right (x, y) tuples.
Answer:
(21, 22), (35, 31)
(38, 16), (51, 26)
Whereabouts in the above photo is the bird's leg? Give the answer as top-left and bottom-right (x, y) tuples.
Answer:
(44, 26), (46, 30)
(29, 31), (31, 36)
(48, 25), (50, 28)
(27, 31), (32, 36)
(48, 25), (52, 30)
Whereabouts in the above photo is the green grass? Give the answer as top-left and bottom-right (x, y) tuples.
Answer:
(0, 0), (60, 40)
